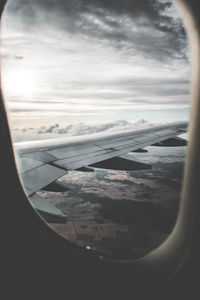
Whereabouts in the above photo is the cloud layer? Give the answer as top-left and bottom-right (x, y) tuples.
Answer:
(2, 0), (190, 127)
(4, 0), (188, 62)
(12, 119), (155, 142)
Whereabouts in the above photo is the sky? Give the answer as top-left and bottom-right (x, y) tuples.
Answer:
(1, 0), (190, 132)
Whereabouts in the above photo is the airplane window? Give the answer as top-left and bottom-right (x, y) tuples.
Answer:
(1, 0), (190, 259)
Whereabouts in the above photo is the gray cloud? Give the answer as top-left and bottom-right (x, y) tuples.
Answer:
(7, 75), (190, 114)
(7, 0), (181, 32)
(4, 0), (188, 62)
(2, 0), (190, 127)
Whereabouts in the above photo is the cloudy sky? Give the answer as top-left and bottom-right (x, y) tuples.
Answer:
(1, 0), (190, 132)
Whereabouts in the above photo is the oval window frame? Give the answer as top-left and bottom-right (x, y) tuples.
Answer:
(0, 0), (199, 288)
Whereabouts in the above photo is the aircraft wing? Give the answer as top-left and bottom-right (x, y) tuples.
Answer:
(14, 121), (188, 223)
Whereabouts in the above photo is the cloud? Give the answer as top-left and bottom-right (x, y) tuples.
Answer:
(4, 0), (188, 63)
(6, 75), (190, 117)
(2, 0), (190, 128)
(12, 119), (155, 142)
(38, 119), (152, 135)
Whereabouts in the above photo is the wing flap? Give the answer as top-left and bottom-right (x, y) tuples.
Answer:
(21, 164), (67, 193)
(21, 151), (57, 163)
(94, 137), (135, 149)
(153, 129), (175, 137)
(54, 150), (122, 170)
(48, 144), (101, 160)
(16, 156), (44, 174)
(30, 193), (67, 223)
(50, 148), (108, 166)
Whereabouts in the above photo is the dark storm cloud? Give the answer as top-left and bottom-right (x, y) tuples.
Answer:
(7, 0), (170, 19)
(5, 0), (188, 62)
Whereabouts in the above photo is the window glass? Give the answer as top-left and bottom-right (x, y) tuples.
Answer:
(1, 0), (190, 259)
